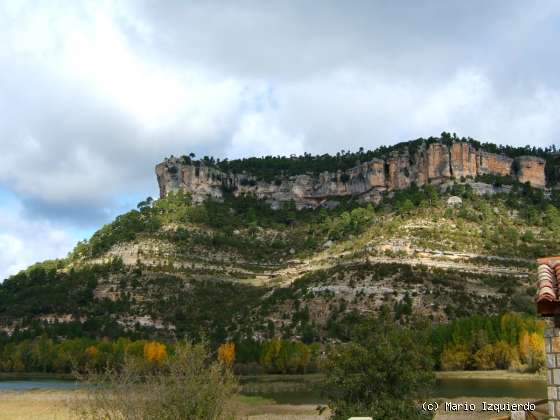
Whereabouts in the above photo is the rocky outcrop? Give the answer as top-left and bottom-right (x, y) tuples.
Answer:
(427, 143), (452, 182)
(386, 154), (411, 190)
(156, 142), (547, 209)
(515, 156), (546, 188)
(450, 143), (477, 179)
(477, 151), (513, 177)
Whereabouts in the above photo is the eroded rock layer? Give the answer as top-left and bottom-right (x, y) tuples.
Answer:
(156, 142), (547, 209)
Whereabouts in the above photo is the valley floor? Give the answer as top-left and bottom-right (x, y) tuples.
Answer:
(0, 390), (549, 420)
(0, 371), (548, 419)
(0, 390), (72, 420)
(0, 390), (329, 420)
(437, 370), (546, 381)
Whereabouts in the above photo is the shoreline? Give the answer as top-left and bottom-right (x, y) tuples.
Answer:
(0, 390), (547, 420)
(0, 372), (75, 380)
(0, 369), (546, 383)
(436, 370), (546, 381)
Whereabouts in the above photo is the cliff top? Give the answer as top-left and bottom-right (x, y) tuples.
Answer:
(162, 133), (557, 183)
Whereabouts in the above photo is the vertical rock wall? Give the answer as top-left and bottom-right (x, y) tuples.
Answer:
(427, 143), (452, 182)
(450, 143), (478, 179)
(477, 151), (513, 177)
(156, 142), (547, 208)
(386, 154), (411, 190)
(515, 156), (546, 188)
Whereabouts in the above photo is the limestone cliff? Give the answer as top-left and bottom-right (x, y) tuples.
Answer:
(449, 142), (478, 179)
(515, 155), (546, 188)
(156, 142), (547, 209)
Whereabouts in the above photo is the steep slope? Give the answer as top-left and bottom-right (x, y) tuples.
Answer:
(2, 176), (559, 345)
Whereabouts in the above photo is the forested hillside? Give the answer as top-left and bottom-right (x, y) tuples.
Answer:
(1, 140), (560, 374)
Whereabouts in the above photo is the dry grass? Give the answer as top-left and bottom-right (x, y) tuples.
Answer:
(2, 385), (544, 420)
(0, 390), (328, 420)
(437, 370), (545, 381)
(0, 390), (78, 420)
(235, 399), (328, 419)
(433, 397), (547, 419)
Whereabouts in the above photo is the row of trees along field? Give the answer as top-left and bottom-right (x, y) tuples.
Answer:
(432, 312), (545, 372)
(0, 336), (319, 375)
(0, 312), (546, 375)
(68, 317), (434, 420)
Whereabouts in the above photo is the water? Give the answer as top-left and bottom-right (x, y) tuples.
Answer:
(241, 376), (548, 405)
(433, 377), (546, 399)
(0, 379), (80, 391)
(0, 376), (548, 404)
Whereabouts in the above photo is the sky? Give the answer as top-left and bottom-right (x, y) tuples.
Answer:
(1, 0), (560, 280)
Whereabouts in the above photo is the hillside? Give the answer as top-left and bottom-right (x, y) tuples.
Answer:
(1, 137), (559, 348)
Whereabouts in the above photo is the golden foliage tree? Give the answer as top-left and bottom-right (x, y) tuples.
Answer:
(143, 341), (167, 364)
(519, 331), (544, 372)
(85, 346), (99, 360)
(217, 342), (235, 367)
(473, 344), (496, 370)
(473, 341), (517, 370)
(441, 344), (471, 370)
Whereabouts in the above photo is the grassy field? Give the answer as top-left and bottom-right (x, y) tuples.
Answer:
(0, 390), (74, 420)
(0, 390), (328, 420)
(0, 371), (548, 419)
(0, 390), (546, 420)
(437, 370), (546, 381)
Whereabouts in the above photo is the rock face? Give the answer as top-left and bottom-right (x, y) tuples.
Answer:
(427, 143), (452, 181)
(477, 151), (513, 177)
(450, 142), (477, 179)
(156, 142), (547, 209)
(515, 156), (546, 188)
(386, 154), (411, 190)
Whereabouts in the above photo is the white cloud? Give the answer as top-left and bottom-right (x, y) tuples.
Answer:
(1, 0), (560, 272)
(0, 203), (76, 281)
(2, 1), (560, 215)
(228, 112), (305, 158)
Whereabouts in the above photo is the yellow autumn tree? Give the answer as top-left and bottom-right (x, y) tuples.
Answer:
(85, 346), (99, 359)
(527, 332), (544, 372)
(217, 342), (235, 367)
(473, 344), (496, 370)
(441, 344), (470, 370)
(519, 330), (545, 372)
(144, 341), (167, 364)
(519, 330), (530, 362)
(492, 341), (518, 369)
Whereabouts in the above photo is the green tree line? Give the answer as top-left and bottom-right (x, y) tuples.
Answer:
(175, 132), (560, 185)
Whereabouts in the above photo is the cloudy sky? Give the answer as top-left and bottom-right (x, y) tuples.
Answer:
(1, 0), (560, 280)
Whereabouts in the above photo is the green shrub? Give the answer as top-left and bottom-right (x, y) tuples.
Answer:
(73, 341), (238, 420)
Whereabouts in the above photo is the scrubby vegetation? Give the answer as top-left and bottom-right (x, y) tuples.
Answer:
(62, 176), (560, 267)
(3, 141), (560, 390)
(73, 340), (238, 420)
(322, 315), (434, 420)
(2, 179), (559, 348)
